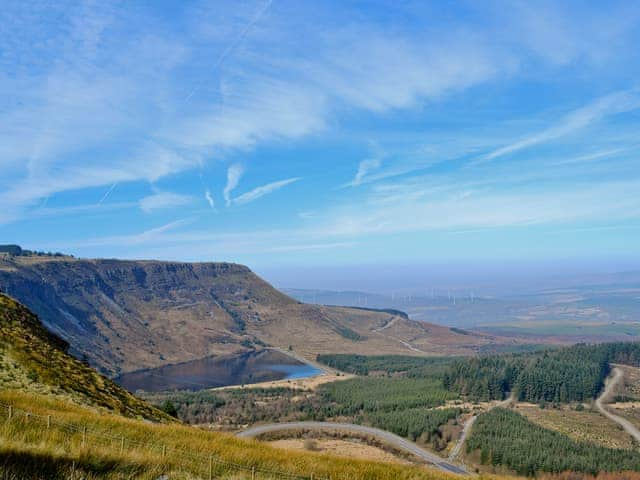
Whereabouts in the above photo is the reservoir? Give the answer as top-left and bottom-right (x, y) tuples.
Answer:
(115, 349), (322, 393)
(267, 363), (322, 379)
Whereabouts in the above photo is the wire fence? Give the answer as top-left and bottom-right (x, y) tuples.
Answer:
(0, 402), (331, 480)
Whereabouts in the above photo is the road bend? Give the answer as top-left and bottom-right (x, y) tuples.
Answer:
(596, 367), (640, 443)
(237, 421), (468, 475)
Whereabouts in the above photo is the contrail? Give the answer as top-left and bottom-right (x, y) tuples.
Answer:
(184, 0), (274, 104)
(98, 183), (118, 205)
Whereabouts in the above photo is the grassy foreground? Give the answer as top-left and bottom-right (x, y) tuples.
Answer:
(0, 389), (485, 480)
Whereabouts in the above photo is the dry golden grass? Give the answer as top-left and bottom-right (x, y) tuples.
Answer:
(611, 364), (640, 404)
(268, 438), (411, 465)
(610, 405), (640, 434)
(211, 371), (354, 392)
(254, 304), (503, 363)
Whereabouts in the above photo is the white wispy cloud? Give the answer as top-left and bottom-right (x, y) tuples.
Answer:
(0, 145), (195, 219)
(2, 0), (639, 234)
(54, 175), (640, 258)
(71, 218), (193, 247)
(502, 1), (640, 67)
(184, 0), (274, 103)
(554, 148), (629, 165)
(267, 242), (356, 252)
(204, 189), (215, 209)
(477, 91), (640, 164)
(32, 202), (137, 218)
(297, 210), (317, 219)
(139, 192), (193, 213)
(223, 164), (244, 206)
(318, 179), (640, 238)
(98, 183), (118, 205)
(232, 177), (300, 206)
(348, 158), (381, 187)
(167, 79), (328, 151)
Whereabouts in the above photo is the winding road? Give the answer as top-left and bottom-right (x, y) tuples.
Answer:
(596, 367), (640, 443)
(237, 421), (467, 474)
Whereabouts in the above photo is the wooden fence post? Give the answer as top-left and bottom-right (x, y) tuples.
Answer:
(251, 466), (255, 480)
(7, 406), (11, 420)
(162, 444), (166, 458)
(208, 455), (213, 480)
(47, 415), (51, 429)
(120, 436), (125, 454)
(81, 426), (87, 448)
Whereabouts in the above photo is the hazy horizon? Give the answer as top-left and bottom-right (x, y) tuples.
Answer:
(258, 258), (640, 296)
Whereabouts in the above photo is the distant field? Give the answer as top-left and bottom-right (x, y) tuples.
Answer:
(479, 320), (640, 338)
(287, 281), (640, 344)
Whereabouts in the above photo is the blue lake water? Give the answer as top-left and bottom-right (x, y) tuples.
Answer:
(267, 364), (322, 380)
(116, 350), (323, 392)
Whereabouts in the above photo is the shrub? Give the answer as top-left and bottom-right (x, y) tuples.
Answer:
(160, 400), (178, 418)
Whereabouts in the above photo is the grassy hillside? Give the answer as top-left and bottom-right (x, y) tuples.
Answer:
(0, 389), (481, 480)
(0, 293), (167, 421)
(0, 255), (507, 376)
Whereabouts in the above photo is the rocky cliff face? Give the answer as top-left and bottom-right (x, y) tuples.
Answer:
(0, 256), (504, 377)
(0, 258), (292, 375)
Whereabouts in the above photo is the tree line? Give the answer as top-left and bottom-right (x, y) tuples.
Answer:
(317, 376), (458, 416)
(316, 353), (456, 376)
(366, 406), (461, 448)
(467, 408), (640, 475)
(443, 342), (640, 403)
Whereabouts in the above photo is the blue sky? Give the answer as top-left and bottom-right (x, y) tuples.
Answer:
(1, 0), (639, 280)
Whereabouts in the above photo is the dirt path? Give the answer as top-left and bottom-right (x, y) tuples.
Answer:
(372, 315), (400, 332)
(596, 367), (640, 443)
(448, 392), (515, 462)
(448, 415), (476, 461)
